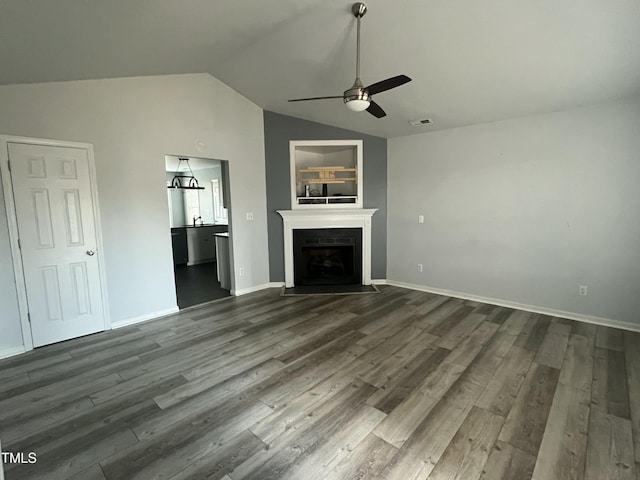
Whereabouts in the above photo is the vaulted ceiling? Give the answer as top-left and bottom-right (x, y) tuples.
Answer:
(1, 0), (639, 137)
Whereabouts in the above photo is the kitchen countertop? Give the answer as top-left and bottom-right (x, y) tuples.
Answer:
(171, 225), (228, 232)
(177, 224), (227, 228)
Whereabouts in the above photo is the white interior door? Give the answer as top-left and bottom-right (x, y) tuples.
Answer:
(8, 142), (106, 347)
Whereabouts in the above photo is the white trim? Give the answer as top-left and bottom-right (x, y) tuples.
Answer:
(0, 135), (111, 352)
(277, 209), (377, 288)
(111, 306), (179, 329)
(231, 282), (280, 296)
(386, 279), (640, 333)
(0, 141), (31, 351)
(85, 141), (111, 331)
(0, 345), (26, 360)
(372, 279), (389, 285)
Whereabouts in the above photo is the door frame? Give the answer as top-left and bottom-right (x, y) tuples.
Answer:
(0, 134), (110, 352)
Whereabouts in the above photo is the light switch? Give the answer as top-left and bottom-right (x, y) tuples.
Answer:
(418, 215), (424, 224)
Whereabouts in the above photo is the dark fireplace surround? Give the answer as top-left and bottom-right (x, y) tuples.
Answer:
(293, 228), (363, 286)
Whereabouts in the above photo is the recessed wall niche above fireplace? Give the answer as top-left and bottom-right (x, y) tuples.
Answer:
(290, 140), (363, 209)
(293, 228), (362, 286)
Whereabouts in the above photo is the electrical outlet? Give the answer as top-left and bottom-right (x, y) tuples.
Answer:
(417, 264), (423, 272)
(418, 215), (424, 224)
(579, 285), (588, 296)
(239, 268), (245, 276)
(246, 212), (254, 221)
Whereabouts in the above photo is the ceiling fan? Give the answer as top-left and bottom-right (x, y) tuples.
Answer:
(288, 2), (411, 118)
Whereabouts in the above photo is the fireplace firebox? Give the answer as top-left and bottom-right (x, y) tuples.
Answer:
(293, 228), (362, 286)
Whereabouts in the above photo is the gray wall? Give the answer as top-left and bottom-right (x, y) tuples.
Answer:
(264, 111), (388, 281)
(388, 97), (640, 326)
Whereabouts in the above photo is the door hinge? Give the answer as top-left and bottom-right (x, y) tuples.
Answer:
(17, 238), (21, 249)
(7, 159), (10, 172)
(27, 312), (31, 323)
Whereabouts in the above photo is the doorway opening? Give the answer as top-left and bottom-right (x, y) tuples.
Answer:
(165, 155), (232, 309)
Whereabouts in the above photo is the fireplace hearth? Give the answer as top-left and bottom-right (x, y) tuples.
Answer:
(293, 228), (362, 286)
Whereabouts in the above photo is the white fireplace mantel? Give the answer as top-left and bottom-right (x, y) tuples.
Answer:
(277, 209), (377, 288)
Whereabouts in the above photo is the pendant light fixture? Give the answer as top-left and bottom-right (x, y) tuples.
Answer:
(167, 158), (205, 190)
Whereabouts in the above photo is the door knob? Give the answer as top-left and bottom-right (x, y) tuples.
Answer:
(86, 250), (96, 256)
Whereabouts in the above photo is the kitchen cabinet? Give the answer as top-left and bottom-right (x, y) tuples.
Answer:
(215, 233), (231, 290)
(185, 225), (227, 265)
(171, 228), (188, 265)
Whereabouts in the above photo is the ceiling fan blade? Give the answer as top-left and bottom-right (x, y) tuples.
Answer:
(288, 96), (343, 102)
(366, 100), (386, 118)
(365, 75), (412, 96)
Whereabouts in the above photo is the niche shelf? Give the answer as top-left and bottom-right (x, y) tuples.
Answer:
(290, 140), (363, 209)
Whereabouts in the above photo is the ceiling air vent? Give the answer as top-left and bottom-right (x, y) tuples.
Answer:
(409, 118), (432, 126)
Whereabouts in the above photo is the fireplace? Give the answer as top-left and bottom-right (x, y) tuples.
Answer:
(293, 228), (362, 286)
(277, 209), (377, 288)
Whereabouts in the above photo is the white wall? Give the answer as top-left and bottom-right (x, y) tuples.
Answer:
(388, 97), (640, 326)
(0, 74), (269, 355)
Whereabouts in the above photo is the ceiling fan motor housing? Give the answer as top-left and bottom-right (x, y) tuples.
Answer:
(344, 87), (369, 103)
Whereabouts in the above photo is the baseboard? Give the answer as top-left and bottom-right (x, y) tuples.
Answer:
(0, 345), (26, 360)
(372, 279), (389, 286)
(111, 306), (179, 329)
(386, 279), (640, 333)
(232, 282), (283, 296)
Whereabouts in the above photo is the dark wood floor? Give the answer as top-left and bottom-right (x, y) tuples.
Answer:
(174, 262), (230, 309)
(0, 285), (638, 480)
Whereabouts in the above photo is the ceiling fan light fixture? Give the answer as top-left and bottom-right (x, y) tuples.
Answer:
(344, 86), (370, 111)
(345, 98), (370, 112)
